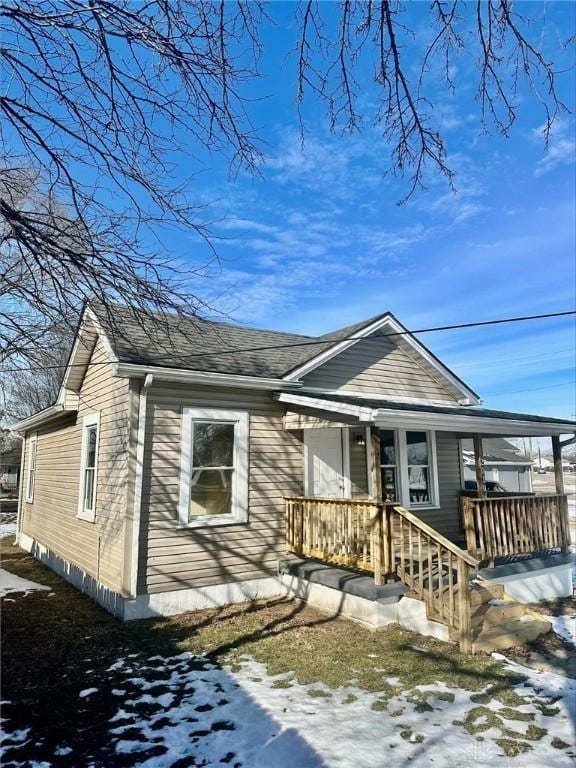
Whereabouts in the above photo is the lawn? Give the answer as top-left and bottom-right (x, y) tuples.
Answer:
(1, 534), (574, 767)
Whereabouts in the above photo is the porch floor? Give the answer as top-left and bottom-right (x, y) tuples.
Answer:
(279, 556), (408, 603)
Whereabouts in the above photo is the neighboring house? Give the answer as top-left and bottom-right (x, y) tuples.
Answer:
(13, 304), (575, 652)
(0, 432), (22, 493)
(461, 438), (533, 493)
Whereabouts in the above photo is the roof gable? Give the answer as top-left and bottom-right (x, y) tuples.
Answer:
(284, 313), (480, 404)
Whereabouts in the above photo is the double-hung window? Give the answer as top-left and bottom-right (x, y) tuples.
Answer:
(78, 413), (100, 521)
(26, 434), (38, 502)
(379, 430), (399, 502)
(378, 429), (439, 508)
(179, 409), (249, 527)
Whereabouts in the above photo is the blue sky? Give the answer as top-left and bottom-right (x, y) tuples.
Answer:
(151, 4), (576, 419)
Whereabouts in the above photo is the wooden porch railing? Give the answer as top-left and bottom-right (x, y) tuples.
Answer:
(285, 496), (479, 652)
(285, 496), (382, 572)
(388, 504), (478, 651)
(461, 493), (570, 563)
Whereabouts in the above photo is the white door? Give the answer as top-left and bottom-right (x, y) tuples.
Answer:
(305, 428), (345, 497)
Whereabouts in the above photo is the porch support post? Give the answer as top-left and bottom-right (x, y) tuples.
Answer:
(552, 436), (564, 495)
(473, 434), (486, 497)
(371, 430), (382, 501)
(552, 435), (570, 552)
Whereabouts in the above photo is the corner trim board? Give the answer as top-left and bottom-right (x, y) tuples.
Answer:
(129, 373), (154, 597)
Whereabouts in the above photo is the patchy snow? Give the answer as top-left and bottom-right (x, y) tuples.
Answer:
(2, 651), (575, 767)
(104, 653), (576, 767)
(543, 614), (576, 646)
(0, 521), (17, 538)
(79, 688), (99, 698)
(0, 569), (49, 597)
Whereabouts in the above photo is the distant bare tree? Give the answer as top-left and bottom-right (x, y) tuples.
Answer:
(0, 1), (571, 368)
(0, 327), (72, 422)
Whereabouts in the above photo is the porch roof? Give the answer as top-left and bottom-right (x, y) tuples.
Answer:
(276, 392), (576, 437)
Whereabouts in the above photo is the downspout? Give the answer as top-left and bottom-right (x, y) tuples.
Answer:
(129, 374), (154, 598)
(15, 435), (26, 544)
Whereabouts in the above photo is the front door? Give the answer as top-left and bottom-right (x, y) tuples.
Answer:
(305, 428), (345, 497)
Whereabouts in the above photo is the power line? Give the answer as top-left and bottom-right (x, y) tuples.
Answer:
(1, 308), (575, 375)
(484, 380), (576, 397)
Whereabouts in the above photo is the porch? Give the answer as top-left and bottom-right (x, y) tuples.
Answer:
(277, 392), (575, 652)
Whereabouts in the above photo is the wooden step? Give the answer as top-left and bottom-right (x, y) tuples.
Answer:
(472, 614), (551, 653)
(470, 581), (504, 606)
(471, 599), (525, 628)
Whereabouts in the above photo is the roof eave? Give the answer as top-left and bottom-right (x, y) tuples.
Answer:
(10, 404), (77, 433)
(114, 362), (304, 391)
(373, 407), (576, 437)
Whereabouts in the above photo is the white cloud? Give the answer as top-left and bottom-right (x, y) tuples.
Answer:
(533, 120), (576, 177)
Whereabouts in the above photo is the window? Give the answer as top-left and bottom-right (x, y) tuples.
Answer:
(379, 430), (399, 502)
(378, 429), (439, 508)
(78, 413), (100, 521)
(179, 409), (248, 527)
(405, 431), (431, 506)
(26, 434), (37, 502)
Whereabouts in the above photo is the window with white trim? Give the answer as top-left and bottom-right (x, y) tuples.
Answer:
(179, 409), (249, 527)
(378, 429), (439, 508)
(78, 413), (100, 521)
(379, 430), (399, 502)
(26, 434), (37, 502)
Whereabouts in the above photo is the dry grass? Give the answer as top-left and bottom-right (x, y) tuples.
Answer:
(1, 536), (571, 765)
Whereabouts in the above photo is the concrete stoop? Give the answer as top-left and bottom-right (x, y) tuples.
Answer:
(278, 557), (449, 641)
(278, 556), (553, 653)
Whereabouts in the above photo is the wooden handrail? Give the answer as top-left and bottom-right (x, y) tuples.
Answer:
(461, 493), (569, 563)
(392, 504), (479, 567)
(284, 496), (378, 505)
(285, 496), (479, 653)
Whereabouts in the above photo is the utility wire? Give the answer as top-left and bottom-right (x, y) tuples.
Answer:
(1, 308), (575, 375)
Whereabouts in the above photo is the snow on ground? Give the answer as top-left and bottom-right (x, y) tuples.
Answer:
(544, 614), (576, 646)
(0, 569), (49, 597)
(0, 512), (17, 538)
(23, 653), (576, 767)
(1, 650), (574, 767)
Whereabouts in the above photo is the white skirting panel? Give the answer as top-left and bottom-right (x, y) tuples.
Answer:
(18, 532), (126, 618)
(123, 577), (287, 620)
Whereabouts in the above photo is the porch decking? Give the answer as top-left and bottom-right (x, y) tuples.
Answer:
(284, 493), (570, 652)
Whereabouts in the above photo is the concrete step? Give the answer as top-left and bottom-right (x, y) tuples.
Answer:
(472, 614), (551, 653)
(471, 599), (526, 628)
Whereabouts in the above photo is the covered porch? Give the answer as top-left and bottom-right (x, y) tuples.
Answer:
(277, 392), (574, 652)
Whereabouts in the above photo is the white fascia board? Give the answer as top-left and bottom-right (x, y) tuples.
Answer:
(282, 314), (480, 405)
(275, 392), (374, 421)
(374, 408), (576, 437)
(84, 306), (119, 364)
(58, 305), (117, 398)
(282, 314), (393, 382)
(299, 387), (465, 408)
(10, 404), (72, 433)
(114, 362), (303, 391)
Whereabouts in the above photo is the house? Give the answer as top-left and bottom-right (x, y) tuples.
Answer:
(13, 304), (575, 652)
(0, 431), (22, 493)
(461, 438), (533, 493)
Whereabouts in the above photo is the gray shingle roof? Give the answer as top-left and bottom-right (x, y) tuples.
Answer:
(461, 437), (532, 462)
(91, 303), (386, 379)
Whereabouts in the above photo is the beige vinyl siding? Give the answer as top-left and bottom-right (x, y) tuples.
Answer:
(414, 432), (462, 541)
(349, 427), (369, 498)
(20, 339), (130, 592)
(303, 336), (460, 403)
(139, 384), (304, 594)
